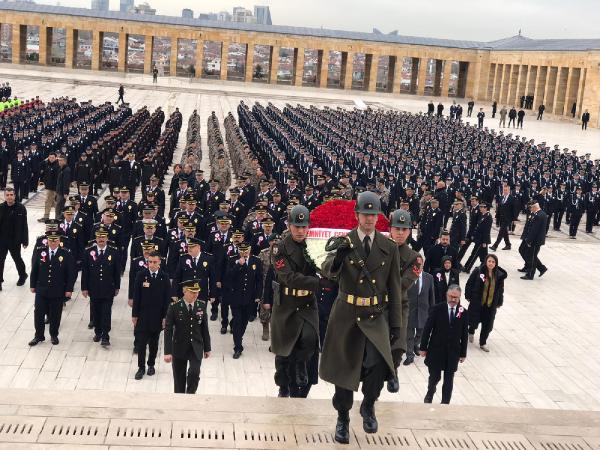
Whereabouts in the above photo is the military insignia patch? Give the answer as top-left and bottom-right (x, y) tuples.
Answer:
(108, 255), (112, 261)
(252, 264), (256, 270)
(203, 261), (208, 267)
(273, 246), (279, 255)
(58, 256), (64, 262)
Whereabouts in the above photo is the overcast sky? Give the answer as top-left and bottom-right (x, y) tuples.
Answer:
(39, 0), (600, 41)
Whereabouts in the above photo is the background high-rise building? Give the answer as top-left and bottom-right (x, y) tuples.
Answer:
(232, 7), (255, 23)
(182, 8), (193, 19)
(91, 0), (109, 11)
(131, 2), (156, 15)
(120, 0), (134, 13)
(254, 6), (272, 25)
(197, 6), (273, 25)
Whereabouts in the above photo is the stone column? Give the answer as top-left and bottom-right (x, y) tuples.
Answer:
(118, 31), (127, 72)
(417, 57), (428, 95)
(319, 49), (329, 88)
(245, 43), (254, 82)
(543, 66), (558, 111)
(507, 64), (519, 106)
(553, 67), (568, 115)
(294, 47), (304, 86)
(367, 54), (379, 92)
(491, 64), (502, 102)
(458, 61), (470, 98)
(341, 51), (350, 90)
(516, 65), (528, 105)
(410, 57), (419, 94)
(563, 67), (580, 117)
(12, 24), (24, 64)
(525, 65), (537, 98)
(500, 64), (510, 104)
(386, 56), (395, 93)
(534, 66), (547, 108)
(143, 35), (153, 74)
(433, 59), (443, 96)
(392, 56), (403, 93)
(169, 36), (178, 76)
(220, 41), (229, 80)
(576, 68), (587, 119)
(441, 60), (452, 97)
(269, 45), (279, 84)
(38, 26), (49, 65)
(91, 30), (102, 71)
(65, 28), (76, 68)
(195, 39), (204, 78)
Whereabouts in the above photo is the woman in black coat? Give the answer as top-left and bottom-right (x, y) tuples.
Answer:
(432, 255), (460, 304)
(465, 254), (507, 352)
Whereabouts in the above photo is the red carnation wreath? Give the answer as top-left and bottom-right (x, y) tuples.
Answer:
(309, 199), (390, 232)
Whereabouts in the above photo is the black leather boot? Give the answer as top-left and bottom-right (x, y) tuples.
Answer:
(360, 402), (378, 433)
(334, 411), (350, 444)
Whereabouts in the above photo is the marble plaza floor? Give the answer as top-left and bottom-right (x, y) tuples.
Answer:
(0, 65), (599, 414)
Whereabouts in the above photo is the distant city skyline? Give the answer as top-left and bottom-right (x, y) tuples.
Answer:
(31, 0), (600, 40)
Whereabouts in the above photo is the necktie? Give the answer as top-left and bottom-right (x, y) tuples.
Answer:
(50, 251), (54, 260)
(188, 303), (193, 314)
(99, 249), (104, 257)
(363, 235), (371, 257)
(450, 307), (455, 323)
(152, 273), (156, 279)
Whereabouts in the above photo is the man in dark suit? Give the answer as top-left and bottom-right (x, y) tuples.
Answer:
(490, 185), (516, 251)
(164, 279), (211, 394)
(132, 251), (171, 379)
(171, 238), (217, 302)
(29, 231), (76, 346)
(420, 284), (468, 404)
(463, 202), (492, 273)
(224, 242), (263, 359)
(404, 265), (435, 365)
(424, 231), (458, 273)
(81, 227), (121, 346)
(55, 155), (71, 220)
(520, 200), (548, 280)
(0, 187), (29, 290)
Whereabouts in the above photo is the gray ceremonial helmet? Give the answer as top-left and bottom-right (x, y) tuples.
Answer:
(390, 209), (412, 229)
(289, 205), (310, 226)
(355, 191), (381, 214)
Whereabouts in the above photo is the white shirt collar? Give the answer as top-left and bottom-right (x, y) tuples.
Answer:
(356, 228), (375, 243)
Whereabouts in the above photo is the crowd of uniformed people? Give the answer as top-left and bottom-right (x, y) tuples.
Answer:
(0, 90), (597, 438)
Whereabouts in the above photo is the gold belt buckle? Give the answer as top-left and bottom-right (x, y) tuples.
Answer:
(346, 294), (354, 304)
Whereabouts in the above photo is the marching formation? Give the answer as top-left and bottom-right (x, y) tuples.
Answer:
(0, 89), (596, 444)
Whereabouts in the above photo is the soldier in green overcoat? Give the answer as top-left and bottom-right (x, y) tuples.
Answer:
(387, 209), (421, 392)
(320, 192), (405, 444)
(270, 205), (335, 397)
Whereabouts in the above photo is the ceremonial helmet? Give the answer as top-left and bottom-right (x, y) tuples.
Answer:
(289, 205), (310, 227)
(390, 209), (412, 229)
(355, 191), (381, 214)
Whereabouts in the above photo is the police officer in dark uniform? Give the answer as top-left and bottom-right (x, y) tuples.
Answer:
(320, 192), (404, 443)
(520, 200), (548, 280)
(128, 241), (156, 353)
(463, 202), (493, 273)
(224, 242), (262, 359)
(171, 237), (217, 302)
(164, 279), (211, 394)
(132, 251), (171, 380)
(81, 227), (121, 346)
(271, 205), (331, 398)
(29, 231), (76, 346)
